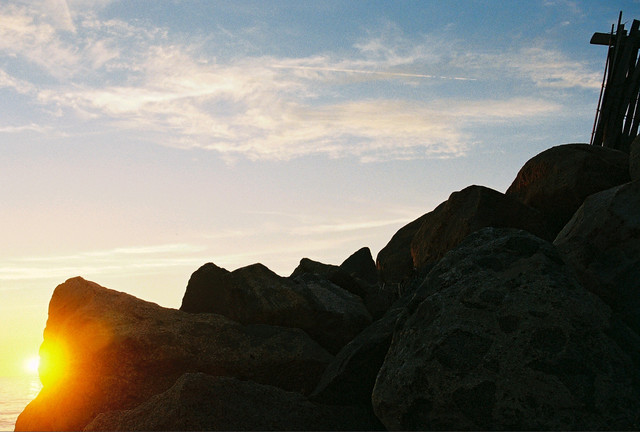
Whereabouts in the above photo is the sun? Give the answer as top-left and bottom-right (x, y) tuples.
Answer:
(23, 355), (40, 375)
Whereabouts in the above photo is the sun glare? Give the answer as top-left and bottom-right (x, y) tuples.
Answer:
(24, 355), (40, 375)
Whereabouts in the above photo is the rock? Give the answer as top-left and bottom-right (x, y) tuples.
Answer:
(410, 185), (551, 271)
(291, 257), (367, 298)
(372, 228), (640, 430)
(292, 254), (394, 320)
(376, 213), (428, 285)
(340, 247), (379, 285)
(15, 278), (332, 432)
(85, 373), (382, 431)
(310, 306), (401, 408)
(554, 180), (640, 335)
(630, 136), (640, 181)
(506, 143), (630, 236)
(181, 262), (372, 353)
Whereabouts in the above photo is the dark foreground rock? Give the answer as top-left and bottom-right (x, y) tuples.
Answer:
(85, 373), (382, 431)
(180, 262), (371, 353)
(631, 136), (640, 181)
(506, 143), (630, 236)
(372, 228), (640, 430)
(554, 180), (640, 335)
(15, 278), (332, 431)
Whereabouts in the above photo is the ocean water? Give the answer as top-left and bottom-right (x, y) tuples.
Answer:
(0, 375), (42, 431)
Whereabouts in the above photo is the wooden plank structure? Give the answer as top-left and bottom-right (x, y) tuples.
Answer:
(590, 12), (640, 153)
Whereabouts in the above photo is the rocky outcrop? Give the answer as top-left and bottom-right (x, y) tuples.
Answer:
(15, 278), (332, 431)
(372, 228), (640, 430)
(340, 246), (379, 285)
(554, 180), (640, 335)
(17, 141), (640, 431)
(85, 373), (382, 431)
(180, 262), (371, 353)
(506, 143), (630, 236)
(376, 185), (549, 284)
(375, 213), (428, 285)
(410, 185), (550, 271)
(291, 253), (395, 320)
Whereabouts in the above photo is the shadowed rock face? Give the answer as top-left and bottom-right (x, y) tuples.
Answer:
(180, 262), (372, 353)
(376, 185), (549, 285)
(85, 373), (383, 431)
(15, 278), (333, 432)
(506, 143), (630, 236)
(555, 180), (640, 335)
(372, 228), (640, 431)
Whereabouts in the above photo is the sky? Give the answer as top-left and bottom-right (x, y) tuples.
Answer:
(1, 0), (638, 377)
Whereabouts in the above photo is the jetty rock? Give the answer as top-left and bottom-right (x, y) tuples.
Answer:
(372, 228), (640, 430)
(376, 184), (550, 285)
(15, 277), (332, 431)
(555, 179), (640, 336)
(85, 372), (382, 431)
(180, 261), (372, 353)
(506, 143), (629, 236)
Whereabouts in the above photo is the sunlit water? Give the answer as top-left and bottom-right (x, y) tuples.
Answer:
(0, 375), (42, 431)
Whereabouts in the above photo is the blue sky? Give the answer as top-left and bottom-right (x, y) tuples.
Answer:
(1, 0), (638, 375)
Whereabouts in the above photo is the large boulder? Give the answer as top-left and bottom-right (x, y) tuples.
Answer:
(372, 228), (640, 430)
(554, 180), (640, 335)
(376, 185), (549, 285)
(376, 213), (428, 286)
(506, 143), (630, 236)
(292, 253), (395, 320)
(180, 262), (372, 353)
(340, 246), (379, 286)
(341, 247), (397, 319)
(85, 373), (382, 431)
(410, 185), (550, 271)
(15, 278), (332, 432)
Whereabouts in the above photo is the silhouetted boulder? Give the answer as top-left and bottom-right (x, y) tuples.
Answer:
(15, 278), (332, 432)
(181, 262), (371, 353)
(340, 246), (379, 285)
(376, 185), (549, 285)
(85, 373), (382, 431)
(376, 213), (428, 285)
(292, 254), (394, 320)
(555, 180), (640, 335)
(630, 136), (640, 181)
(372, 228), (640, 430)
(410, 185), (550, 271)
(506, 143), (630, 236)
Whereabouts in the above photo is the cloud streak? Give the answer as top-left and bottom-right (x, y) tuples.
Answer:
(0, 3), (596, 162)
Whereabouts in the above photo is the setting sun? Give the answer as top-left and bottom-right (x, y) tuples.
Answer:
(23, 355), (40, 375)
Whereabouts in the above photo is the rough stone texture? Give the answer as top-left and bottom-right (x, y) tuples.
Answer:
(15, 278), (332, 432)
(372, 228), (640, 431)
(410, 185), (551, 271)
(554, 180), (640, 335)
(85, 373), (382, 431)
(630, 136), (640, 181)
(506, 143), (630, 236)
(180, 262), (371, 353)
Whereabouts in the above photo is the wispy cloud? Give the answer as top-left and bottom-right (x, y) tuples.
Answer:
(0, 3), (596, 162)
